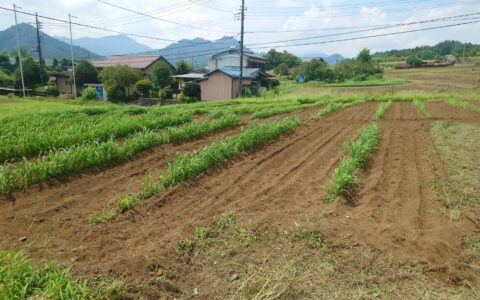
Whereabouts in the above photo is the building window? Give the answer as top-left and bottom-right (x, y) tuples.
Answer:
(65, 80), (70, 85)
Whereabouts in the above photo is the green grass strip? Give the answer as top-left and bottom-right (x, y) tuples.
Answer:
(314, 100), (363, 119)
(413, 99), (431, 117)
(375, 101), (392, 120)
(444, 98), (480, 112)
(0, 115), (241, 194)
(0, 250), (123, 299)
(96, 118), (301, 220)
(325, 123), (381, 203)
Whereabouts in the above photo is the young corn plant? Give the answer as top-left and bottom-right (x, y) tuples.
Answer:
(105, 118), (301, 216)
(375, 101), (392, 120)
(413, 99), (431, 117)
(0, 116), (240, 194)
(325, 123), (381, 203)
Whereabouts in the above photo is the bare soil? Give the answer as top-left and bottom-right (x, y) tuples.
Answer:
(1, 101), (479, 298)
(427, 101), (480, 120)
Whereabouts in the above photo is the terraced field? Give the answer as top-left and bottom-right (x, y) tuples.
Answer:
(1, 89), (480, 299)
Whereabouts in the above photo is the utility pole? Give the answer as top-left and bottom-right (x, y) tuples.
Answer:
(35, 13), (44, 84)
(238, 0), (245, 97)
(68, 14), (77, 98)
(13, 4), (26, 97)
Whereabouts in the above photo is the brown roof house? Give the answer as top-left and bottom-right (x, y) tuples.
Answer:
(90, 55), (174, 78)
(50, 69), (74, 95)
(88, 55), (174, 100)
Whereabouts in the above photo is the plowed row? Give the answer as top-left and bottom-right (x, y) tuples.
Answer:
(1, 101), (479, 295)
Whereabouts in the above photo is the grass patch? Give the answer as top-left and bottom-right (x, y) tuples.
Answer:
(88, 209), (117, 224)
(314, 100), (362, 119)
(325, 123), (381, 203)
(308, 78), (409, 87)
(0, 250), (123, 299)
(375, 101), (392, 120)
(430, 122), (480, 208)
(413, 99), (431, 117)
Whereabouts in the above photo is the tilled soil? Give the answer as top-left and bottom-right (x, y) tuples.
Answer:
(427, 101), (480, 120)
(1, 101), (479, 297)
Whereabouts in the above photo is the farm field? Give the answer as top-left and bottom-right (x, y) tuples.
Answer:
(1, 67), (480, 299)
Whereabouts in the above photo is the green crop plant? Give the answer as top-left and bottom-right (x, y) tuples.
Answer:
(325, 123), (381, 203)
(375, 101), (392, 120)
(413, 99), (431, 117)
(0, 109), (193, 162)
(103, 118), (301, 215)
(0, 250), (123, 298)
(314, 100), (363, 120)
(0, 116), (241, 194)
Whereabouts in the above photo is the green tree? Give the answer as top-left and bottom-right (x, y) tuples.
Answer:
(182, 82), (200, 101)
(14, 57), (47, 89)
(99, 65), (142, 102)
(333, 59), (355, 81)
(302, 59), (328, 81)
(74, 61), (99, 86)
(273, 63), (289, 76)
(406, 56), (423, 67)
(175, 60), (193, 75)
(149, 61), (173, 88)
(0, 51), (13, 73)
(356, 48), (372, 64)
(135, 79), (153, 97)
(265, 49), (301, 70)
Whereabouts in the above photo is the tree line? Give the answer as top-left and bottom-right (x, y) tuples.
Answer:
(265, 48), (383, 82)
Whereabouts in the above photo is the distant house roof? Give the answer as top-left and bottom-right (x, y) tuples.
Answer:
(89, 55), (174, 71)
(203, 68), (270, 79)
(211, 49), (266, 62)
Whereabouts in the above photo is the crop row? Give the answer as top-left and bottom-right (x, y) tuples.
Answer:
(0, 115), (240, 194)
(0, 108), (194, 163)
(90, 117), (301, 223)
(325, 123), (381, 203)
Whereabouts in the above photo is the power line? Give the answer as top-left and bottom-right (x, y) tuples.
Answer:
(96, 0), (236, 34)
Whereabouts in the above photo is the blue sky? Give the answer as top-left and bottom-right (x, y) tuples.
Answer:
(0, 0), (479, 57)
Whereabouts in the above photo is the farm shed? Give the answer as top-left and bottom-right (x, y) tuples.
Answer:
(199, 68), (270, 101)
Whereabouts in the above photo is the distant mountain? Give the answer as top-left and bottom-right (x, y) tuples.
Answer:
(55, 34), (152, 56)
(141, 36), (252, 68)
(301, 52), (345, 64)
(0, 23), (99, 59)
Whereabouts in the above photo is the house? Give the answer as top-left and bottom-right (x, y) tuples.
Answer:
(199, 68), (270, 101)
(444, 54), (456, 62)
(89, 55), (175, 78)
(171, 70), (208, 91)
(208, 48), (266, 71)
(50, 70), (74, 95)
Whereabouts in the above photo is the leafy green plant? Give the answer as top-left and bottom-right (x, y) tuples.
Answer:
(413, 99), (431, 117)
(375, 101), (392, 120)
(0, 250), (123, 299)
(325, 123), (381, 203)
(81, 87), (99, 101)
(0, 115), (240, 194)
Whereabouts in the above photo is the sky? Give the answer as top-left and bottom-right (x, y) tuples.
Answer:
(0, 0), (479, 57)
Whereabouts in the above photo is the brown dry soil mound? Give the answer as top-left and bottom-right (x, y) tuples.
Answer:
(1, 101), (479, 297)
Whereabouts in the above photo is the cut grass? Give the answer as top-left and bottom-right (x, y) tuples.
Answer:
(325, 123), (381, 203)
(97, 118), (301, 218)
(375, 101), (392, 120)
(0, 250), (123, 299)
(0, 115), (241, 194)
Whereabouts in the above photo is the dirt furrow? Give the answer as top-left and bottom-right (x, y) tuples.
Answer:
(327, 119), (475, 276)
(384, 101), (425, 120)
(427, 101), (480, 120)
